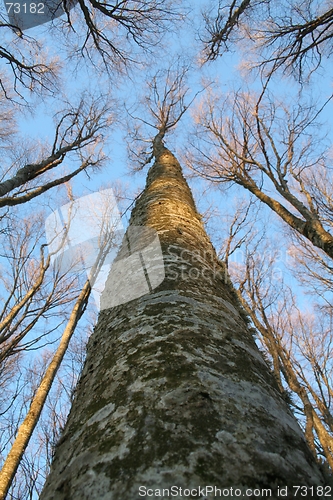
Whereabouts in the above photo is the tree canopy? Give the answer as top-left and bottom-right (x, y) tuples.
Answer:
(0, 0), (332, 496)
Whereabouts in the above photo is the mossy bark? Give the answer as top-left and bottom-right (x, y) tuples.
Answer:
(40, 140), (325, 499)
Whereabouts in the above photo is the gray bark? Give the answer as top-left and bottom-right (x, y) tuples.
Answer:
(40, 141), (325, 499)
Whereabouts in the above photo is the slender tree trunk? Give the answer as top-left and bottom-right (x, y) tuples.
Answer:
(0, 280), (91, 500)
(40, 140), (325, 499)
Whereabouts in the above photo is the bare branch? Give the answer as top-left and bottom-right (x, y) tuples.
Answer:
(200, 0), (333, 82)
(190, 87), (333, 259)
(0, 94), (113, 207)
(126, 61), (207, 170)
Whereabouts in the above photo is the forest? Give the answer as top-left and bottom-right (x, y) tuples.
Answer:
(0, 0), (332, 497)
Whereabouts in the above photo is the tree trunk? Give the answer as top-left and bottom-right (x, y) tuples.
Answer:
(0, 280), (91, 500)
(40, 140), (325, 499)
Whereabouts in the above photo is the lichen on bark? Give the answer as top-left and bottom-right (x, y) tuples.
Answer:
(40, 139), (325, 500)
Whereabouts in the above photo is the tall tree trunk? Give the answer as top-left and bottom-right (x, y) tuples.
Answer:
(40, 139), (325, 499)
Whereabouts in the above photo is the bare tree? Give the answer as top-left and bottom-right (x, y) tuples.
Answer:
(64, 0), (184, 68)
(39, 70), (325, 500)
(0, 94), (113, 208)
(0, 276), (91, 500)
(200, 0), (252, 61)
(0, 0), (185, 96)
(0, 184), (124, 497)
(126, 60), (204, 170)
(0, 23), (60, 98)
(189, 86), (333, 260)
(0, 322), (91, 499)
(0, 211), (82, 364)
(218, 204), (333, 470)
(200, 0), (333, 82)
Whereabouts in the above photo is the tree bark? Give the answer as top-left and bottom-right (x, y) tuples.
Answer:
(40, 140), (325, 499)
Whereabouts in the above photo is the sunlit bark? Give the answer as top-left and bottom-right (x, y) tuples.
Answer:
(40, 136), (324, 499)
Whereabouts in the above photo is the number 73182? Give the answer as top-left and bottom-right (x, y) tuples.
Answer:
(6, 2), (44, 13)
